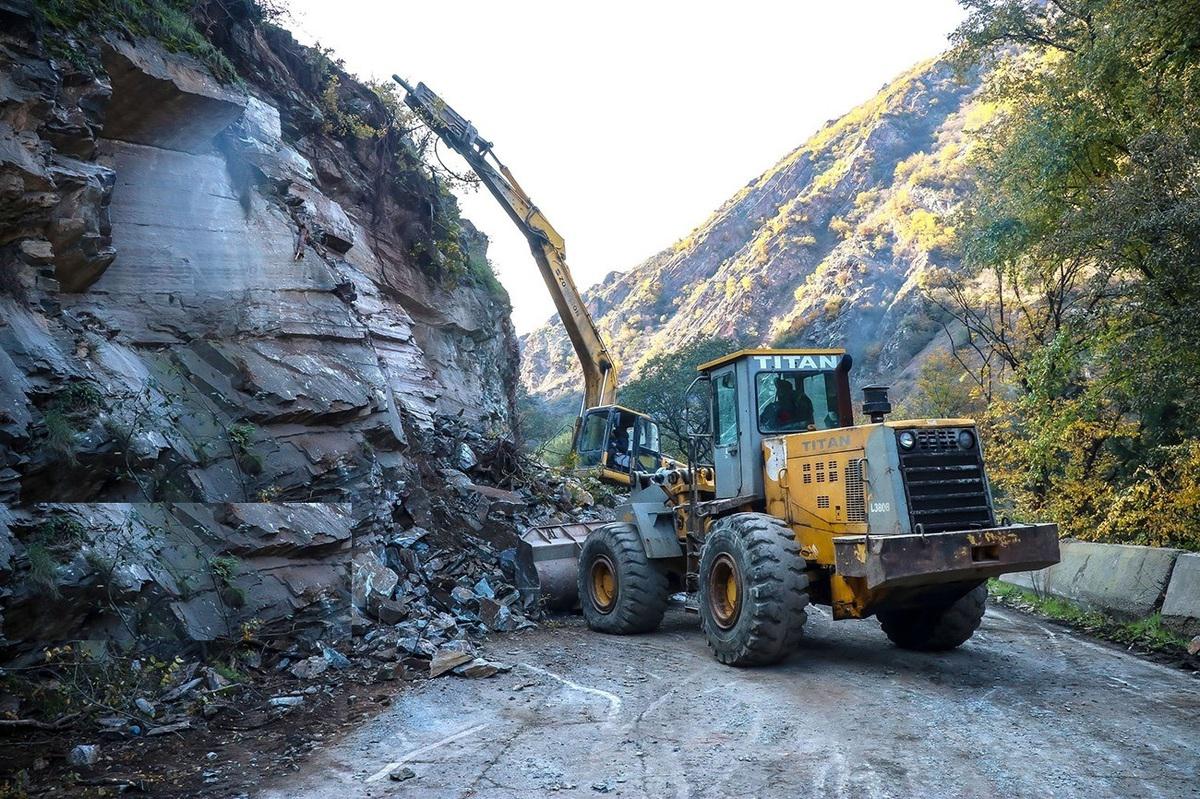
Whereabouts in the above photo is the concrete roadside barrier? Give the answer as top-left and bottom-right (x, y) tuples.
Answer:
(1000, 539), (1184, 620)
(1161, 553), (1200, 636)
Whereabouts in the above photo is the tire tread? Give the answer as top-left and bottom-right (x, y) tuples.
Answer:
(878, 585), (987, 651)
(699, 513), (810, 666)
(578, 523), (669, 635)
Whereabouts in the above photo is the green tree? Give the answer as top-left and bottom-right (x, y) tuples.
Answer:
(895, 350), (985, 421)
(514, 387), (573, 455)
(932, 0), (1200, 548)
(619, 336), (740, 459)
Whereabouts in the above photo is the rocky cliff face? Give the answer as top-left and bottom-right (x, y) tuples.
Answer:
(0, 1), (521, 659)
(522, 57), (985, 403)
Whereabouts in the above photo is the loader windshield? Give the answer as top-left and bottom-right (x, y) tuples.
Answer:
(756, 371), (841, 433)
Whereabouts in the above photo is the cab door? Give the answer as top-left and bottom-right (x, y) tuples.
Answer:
(711, 367), (742, 498)
(574, 408), (611, 468)
(633, 418), (662, 473)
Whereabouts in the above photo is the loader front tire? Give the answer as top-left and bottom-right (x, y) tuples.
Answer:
(699, 513), (809, 666)
(878, 584), (987, 651)
(578, 523), (669, 634)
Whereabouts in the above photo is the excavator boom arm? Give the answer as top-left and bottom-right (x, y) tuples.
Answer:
(394, 77), (618, 410)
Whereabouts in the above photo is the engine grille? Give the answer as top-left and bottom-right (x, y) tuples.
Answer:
(898, 430), (993, 533)
(845, 458), (867, 523)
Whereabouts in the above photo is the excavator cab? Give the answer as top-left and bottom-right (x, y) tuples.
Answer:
(575, 405), (663, 486)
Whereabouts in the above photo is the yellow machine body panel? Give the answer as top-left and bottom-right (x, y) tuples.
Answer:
(762, 427), (870, 567)
(698, 347), (848, 373)
(761, 421), (1060, 619)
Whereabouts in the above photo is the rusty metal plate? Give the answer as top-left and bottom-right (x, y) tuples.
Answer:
(833, 524), (1060, 589)
(520, 521), (599, 562)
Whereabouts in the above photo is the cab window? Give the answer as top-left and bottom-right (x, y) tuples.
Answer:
(713, 371), (738, 446)
(756, 371), (841, 433)
(576, 410), (609, 466)
(636, 420), (661, 472)
(607, 413), (635, 472)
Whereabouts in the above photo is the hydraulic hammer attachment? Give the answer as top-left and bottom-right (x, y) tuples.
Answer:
(392, 73), (621, 429)
(393, 75), (492, 155)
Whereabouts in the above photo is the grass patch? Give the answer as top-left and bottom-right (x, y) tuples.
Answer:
(38, 380), (105, 463)
(211, 662), (246, 683)
(988, 579), (1192, 654)
(228, 422), (256, 452)
(212, 555), (245, 610)
(41, 408), (77, 462)
(25, 543), (58, 593)
(227, 421), (265, 475)
(21, 514), (88, 596)
(34, 0), (239, 81)
(211, 554), (241, 586)
(465, 246), (504, 298)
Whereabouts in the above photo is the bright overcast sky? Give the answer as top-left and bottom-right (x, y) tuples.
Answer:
(284, 1), (967, 333)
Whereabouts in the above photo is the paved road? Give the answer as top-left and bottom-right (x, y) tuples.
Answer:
(262, 604), (1200, 799)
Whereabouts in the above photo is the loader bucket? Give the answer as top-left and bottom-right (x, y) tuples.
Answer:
(833, 523), (1060, 590)
(518, 521), (605, 610)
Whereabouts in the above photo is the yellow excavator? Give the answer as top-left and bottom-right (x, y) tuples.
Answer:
(396, 77), (1061, 665)
(392, 76), (660, 488)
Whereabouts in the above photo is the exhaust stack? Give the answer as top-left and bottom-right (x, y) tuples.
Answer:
(862, 385), (892, 424)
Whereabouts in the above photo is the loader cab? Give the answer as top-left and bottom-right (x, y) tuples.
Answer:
(699, 349), (854, 500)
(574, 405), (663, 486)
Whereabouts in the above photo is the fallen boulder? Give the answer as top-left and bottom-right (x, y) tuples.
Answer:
(429, 642), (474, 678)
(352, 554), (400, 610)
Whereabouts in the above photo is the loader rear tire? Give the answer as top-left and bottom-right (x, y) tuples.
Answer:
(698, 513), (809, 666)
(578, 523), (669, 634)
(878, 584), (987, 651)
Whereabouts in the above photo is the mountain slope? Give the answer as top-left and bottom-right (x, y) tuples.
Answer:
(522, 56), (990, 402)
(0, 0), (524, 658)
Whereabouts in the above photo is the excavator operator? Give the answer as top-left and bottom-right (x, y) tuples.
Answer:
(608, 426), (632, 471)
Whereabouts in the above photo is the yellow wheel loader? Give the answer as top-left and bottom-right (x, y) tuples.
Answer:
(567, 349), (1059, 663)
(394, 77), (1060, 664)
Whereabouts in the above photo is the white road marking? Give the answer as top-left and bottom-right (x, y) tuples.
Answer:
(520, 663), (623, 718)
(635, 687), (675, 720)
(1026, 616), (1067, 657)
(364, 723), (488, 783)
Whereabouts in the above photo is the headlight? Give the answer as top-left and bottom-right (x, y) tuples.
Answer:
(957, 429), (976, 449)
(898, 430), (916, 450)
